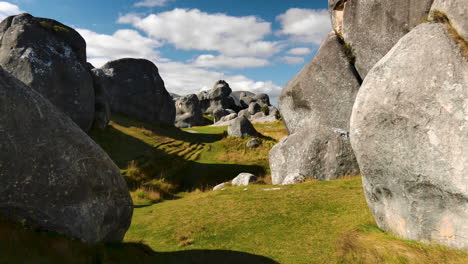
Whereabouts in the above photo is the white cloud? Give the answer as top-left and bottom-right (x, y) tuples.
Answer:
(134, 0), (174, 7)
(78, 28), (282, 103)
(287, 47), (312, 56)
(277, 8), (331, 44)
(192, 54), (270, 69)
(0, 1), (21, 21)
(118, 8), (281, 57)
(280, 56), (304, 65)
(77, 28), (162, 67)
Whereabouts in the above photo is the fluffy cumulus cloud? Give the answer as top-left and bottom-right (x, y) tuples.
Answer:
(77, 28), (162, 67)
(279, 56), (304, 65)
(118, 9), (281, 57)
(78, 28), (283, 103)
(287, 47), (312, 56)
(0, 1), (21, 21)
(134, 0), (174, 7)
(192, 54), (270, 69)
(277, 8), (331, 44)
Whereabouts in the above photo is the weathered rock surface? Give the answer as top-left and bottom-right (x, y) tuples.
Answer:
(340, 0), (434, 78)
(350, 23), (468, 249)
(231, 91), (255, 108)
(90, 65), (111, 129)
(279, 32), (361, 134)
(213, 183), (226, 191)
(271, 32), (361, 182)
(0, 67), (133, 244)
(175, 94), (204, 128)
(246, 138), (261, 148)
(198, 80), (236, 115)
(248, 102), (261, 115)
(0, 13), (94, 130)
(430, 0), (468, 40)
(270, 126), (359, 185)
(232, 173), (257, 186)
(281, 173), (306, 185)
(94, 58), (175, 125)
(228, 116), (259, 138)
(252, 93), (270, 107)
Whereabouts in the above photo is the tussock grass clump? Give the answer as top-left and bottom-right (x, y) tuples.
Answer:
(430, 10), (468, 59)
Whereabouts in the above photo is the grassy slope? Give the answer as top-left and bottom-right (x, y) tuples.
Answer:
(1, 114), (466, 263)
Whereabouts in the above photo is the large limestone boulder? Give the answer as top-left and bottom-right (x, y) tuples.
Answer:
(0, 13), (94, 130)
(230, 91), (255, 108)
(175, 94), (204, 128)
(430, 0), (468, 40)
(270, 126), (359, 185)
(198, 80), (237, 115)
(94, 58), (175, 125)
(270, 32), (361, 182)
(339, 0), (434, 78)
(227, 116), (259, 138)
(350, 23), (468, 249)
(0, 67), (133, 244)
(279, 32), (361, 134)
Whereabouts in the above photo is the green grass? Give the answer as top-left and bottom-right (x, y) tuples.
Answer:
(1, 113), (466, 263)
(3, 178), (466, 264)
(89, 113), (287, 202)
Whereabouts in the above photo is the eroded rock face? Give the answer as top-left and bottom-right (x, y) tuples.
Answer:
(227, 116), (259, 138)
(175, 94), (204, 128)
(198, 80), (236, 115)
(270, 32), (361, 182)
(350, 23), (468, 249)
(279, 32), (361, 134)
(0, 13), (94, 130)
(0, 67), (133, 244)
(270, 126), (359, 185)
(430, 0), (468, 40)
(341, 0), (434, 78)
(94, 58), (175, 125)
(90, 65), (111, 130)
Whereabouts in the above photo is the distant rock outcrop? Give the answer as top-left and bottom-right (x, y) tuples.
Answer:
(227, 116), (259, 138)
(350, 23), (468, 250)
(0, 13), (94, 130)
(0, 67), (133, 244)
(197, 80), (237, 115)
(90, 64), (111, 129)
(93, 58), (175, 125)
(175, 94), (204, 128)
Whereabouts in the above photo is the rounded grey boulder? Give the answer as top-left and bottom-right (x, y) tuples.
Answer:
(246, 138), (261, 148)
(0, 67), (133, 244)
(350, 23), (468, 249)
(248, 102), (261, 115)
(228, 116), (260, 138)
(198, 80), (237, 115)
(0, 13), (94, 131)
(175, 94), (204, 128)
(232, 173), (257, 186)
(94, 58), (175, 125)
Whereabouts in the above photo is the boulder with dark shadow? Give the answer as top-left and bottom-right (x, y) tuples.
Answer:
(0, 67), (133, 244)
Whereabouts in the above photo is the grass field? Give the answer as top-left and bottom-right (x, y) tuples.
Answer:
(1, 114), (467, 263)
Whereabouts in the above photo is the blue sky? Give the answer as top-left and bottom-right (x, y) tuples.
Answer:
(1, 0), (331, 103)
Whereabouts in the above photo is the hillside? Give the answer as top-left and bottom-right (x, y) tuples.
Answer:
(2, 116), (466, 264)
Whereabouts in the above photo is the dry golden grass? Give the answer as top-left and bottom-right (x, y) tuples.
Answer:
(337, 225), (468, 264)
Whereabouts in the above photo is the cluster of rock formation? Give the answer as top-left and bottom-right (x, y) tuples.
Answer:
(174, 79), (281, 129)
(271, 0), (467, 250)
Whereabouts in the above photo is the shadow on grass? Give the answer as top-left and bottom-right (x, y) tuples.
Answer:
(1, 221), (279, 264)
(90, 117), (266, 193)
(110, 113), (224, 144)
